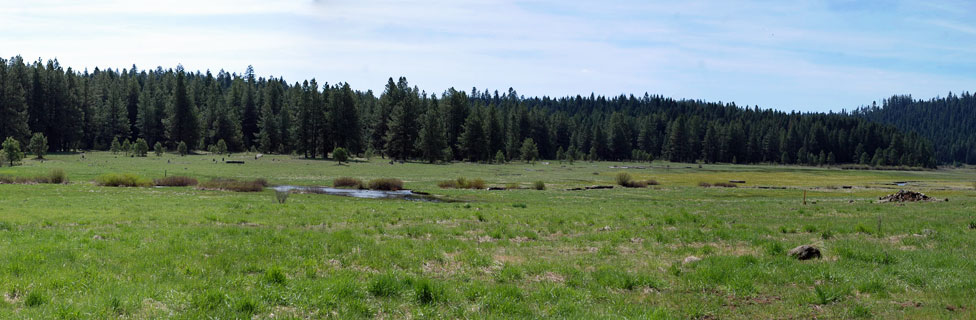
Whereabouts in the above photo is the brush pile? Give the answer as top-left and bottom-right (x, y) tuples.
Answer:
(878, 190), (932, 202)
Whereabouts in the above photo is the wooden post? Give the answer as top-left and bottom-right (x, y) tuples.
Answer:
(803, 190), (807, 205)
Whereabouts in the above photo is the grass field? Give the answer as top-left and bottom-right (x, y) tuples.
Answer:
(1, 152), (975, 319)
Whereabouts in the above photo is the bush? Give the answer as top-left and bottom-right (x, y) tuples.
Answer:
(467, 178), (487, 189)
(368, 178), (404, 191)
(437, 180), (459, 189)
(616, 172), (655, 188)
(153, 176), (198, 187)
(275, 190), (290, 204)
(713, 182), (737, 188)
(533, 181), (546, 190)
(48, 169), (67, 184)
(440, 177), (487, 189)
(698, 182), (712, 187)
(615, 172), (633, 186)
(199, 178), (266, 192)
(334, 177), (364, 189)
(96, 173), (152, 187)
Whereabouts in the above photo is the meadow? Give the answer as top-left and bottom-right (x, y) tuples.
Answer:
(0, 152), (974, 319)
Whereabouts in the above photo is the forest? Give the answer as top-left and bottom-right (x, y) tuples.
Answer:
(0, 56), (937, 167)
(855, 93), (976, 165)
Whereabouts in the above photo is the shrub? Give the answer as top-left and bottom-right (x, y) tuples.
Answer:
(533, 181), (546, 190)
(712, 182), (737, 188)
(199, 178), (265, 192)
(334, 177), (364, 189)
(616, 172), (655, 188)
(467, 178), (487, 189)
(274, 190), (290, 204)
(368, 178), (403, 191)
(154, 142), (164, 156)
(48, 169), (68, 184)
(177, 141), (188, 156)
(96, 173), (152, 187)
(437, 180), (459, 189)
(153, 176), (198, 187)
(615, 172), (632, 186)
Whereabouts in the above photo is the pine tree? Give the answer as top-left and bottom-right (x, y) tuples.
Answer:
(332, 83), (361, 153)
(177, 141), (188, 156)
(110, 137), (121, 154)
(167, 68), (199, 150)
(608, 112), (631, 160)
(28, 132), (47, 159)
(384, 78), (419, 161)
(520, 138), (539, 163)
(0, 58), (31, 145)
(154, 141), (164, 156)
(494, 150), (506, 164)
(2, 136), (24, 166)
(417, 95), (447, 163)
(133, 138), (149, 157)
(459, 108), (487, 162)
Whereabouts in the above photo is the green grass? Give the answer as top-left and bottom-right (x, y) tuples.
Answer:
(0, 151), (974, 318)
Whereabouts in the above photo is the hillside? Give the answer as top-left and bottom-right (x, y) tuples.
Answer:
(855, 93), (976, 165)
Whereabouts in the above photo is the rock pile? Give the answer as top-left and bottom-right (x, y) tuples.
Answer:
(879, 190), (932, 202)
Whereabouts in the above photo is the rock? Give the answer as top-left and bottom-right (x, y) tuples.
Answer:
(92, 235), (104, 240)
(879, 190), (932, 202)
(788, 245), (821, 260)
(683, 256), (701, 264)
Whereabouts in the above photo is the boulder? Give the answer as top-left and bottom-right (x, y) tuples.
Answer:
(788, 245), (821, 260)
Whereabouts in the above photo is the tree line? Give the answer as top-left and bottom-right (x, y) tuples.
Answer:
(0, 56), (936, 167)
(854, 93), (976, 165)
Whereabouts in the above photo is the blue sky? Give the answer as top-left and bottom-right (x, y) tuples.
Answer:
(2, 0), (976, 112)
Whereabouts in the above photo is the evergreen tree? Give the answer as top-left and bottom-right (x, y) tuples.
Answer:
(0, 58), (31, 145)
(384, 78), (419, 161)
(167, 68), (199, 150)
(177, 141), (188, 156)
(110, 137), (121, 154)
(133, 138), (149, 157)
(332, 83), (361, 153)
(2, 136), (24, 166)
(154, 141), (164, 156)
(417, 95), (447, 163)
(608, 112), (632, 160)
(520, 138), (539, 163)
(494, 150), (506, 164)
(459, 108), (487, 161)
(28, 132), (47, 159)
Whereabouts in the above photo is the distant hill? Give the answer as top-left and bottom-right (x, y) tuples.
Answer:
(854, 93), (976, 165)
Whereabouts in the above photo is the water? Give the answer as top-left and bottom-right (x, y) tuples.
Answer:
(272, 186), (449, 202)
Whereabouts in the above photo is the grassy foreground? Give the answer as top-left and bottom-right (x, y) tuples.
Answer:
(1, 152), (974, 319)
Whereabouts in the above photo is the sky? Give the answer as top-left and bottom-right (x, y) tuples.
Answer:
(2, 0), (976, 112)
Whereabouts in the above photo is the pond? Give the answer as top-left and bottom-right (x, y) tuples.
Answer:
(272, 185), (451, 202)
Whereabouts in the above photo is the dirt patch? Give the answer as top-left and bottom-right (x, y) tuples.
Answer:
(530, 271), (565, 283)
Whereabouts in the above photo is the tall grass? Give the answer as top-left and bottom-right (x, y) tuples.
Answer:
(153, 176), (198, 187)
(616, 172), (656, 188)
(438, 177), (486, 189)
(0, 169), (68, 184)
(368, 178), (403, 191)
(96, 173), (152, 187)
(198, 178), (266, 192)
(334, 177), (364, 189)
